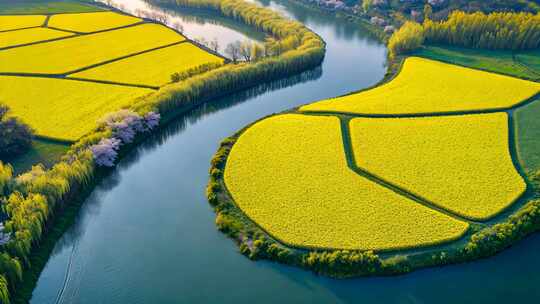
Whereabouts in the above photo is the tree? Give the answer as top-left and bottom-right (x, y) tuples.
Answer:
(251, 43), (265, 61)
(0, 105), (33, 158)
(172, 21), (184, 33)
(225, 41), (241, 63)
(362, 0), (372, 13)
(387, 21), (424, 57)
(210, 38), (219, 52)
(424, 4), (433, 20)
(239, 41), (253, 61)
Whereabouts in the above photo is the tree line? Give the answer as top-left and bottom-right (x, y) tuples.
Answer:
(0, 0), (325, 302)
(389, 10), (540, 57)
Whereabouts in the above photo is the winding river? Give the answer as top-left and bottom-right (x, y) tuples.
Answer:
(30, 1), (540, 303)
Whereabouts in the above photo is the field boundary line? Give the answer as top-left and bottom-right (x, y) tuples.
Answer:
(0, 31), (76, 51)
(63, 40), (188, 75)
(0, 73), (158, 90)
(0, 21), (150, 51)
(0, 25), (42, 33)
(338, 117), (482, 223)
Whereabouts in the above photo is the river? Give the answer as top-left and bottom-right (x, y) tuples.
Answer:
(29, 0), (540, 303)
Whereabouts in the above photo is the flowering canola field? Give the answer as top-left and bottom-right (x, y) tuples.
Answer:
(349, 113), (526, 220)
(0, 11), (224, 141)
(0, 76), (152, 140)
(48, 11), (141, 33)
(224, 114), (469, 250)
(0, 27), (73, 49)
(0, 23), (184, 74)
(0, 15), (46, 31)
(301, 57), (540, 114)
(71, 43), (224, 87)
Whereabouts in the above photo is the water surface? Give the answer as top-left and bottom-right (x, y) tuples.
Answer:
(30, 1), (538, 303)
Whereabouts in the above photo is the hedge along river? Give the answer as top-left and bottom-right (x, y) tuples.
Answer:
(28, 0), (540, 303)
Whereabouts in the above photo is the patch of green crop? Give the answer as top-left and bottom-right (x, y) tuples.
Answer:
(415, 45), (540, 81)
(0, 1), (103, 14)
(2, 139), (70, 175)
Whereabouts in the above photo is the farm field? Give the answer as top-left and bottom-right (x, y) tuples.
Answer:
(0, 76), (153, 140)
(300, 57), (540, 115)
(0, 15), (46, 31)
(0, 27), (73, 49)
(0, 23), (185, 74)
(2, 139), (70, 175)
(48, 11), (141, 33)
(0, 1), (101, 14)
(516, 50), (540, 77)
(415, 45), (540, 81)
(72, 42), (225, 87)
(349, 113), (526, 220)
(224, 114), (469, 250)
(0, 9), (226, 144)
(515, 97), (540, 174)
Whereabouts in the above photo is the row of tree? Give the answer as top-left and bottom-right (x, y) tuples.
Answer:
(132, 0), (325, 114)
(388, 10), (540, 57)
(0, 0), (326, 301)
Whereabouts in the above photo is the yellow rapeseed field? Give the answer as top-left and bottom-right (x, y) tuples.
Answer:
(349, 113), (526, 220)
(0, 27), (73, 49)
(0, 23), (185, 74)
(48, 11), (141, 33)
(71, 43), (224, 86)
(224, 114), (468, 250)
(0, 76), (153, 141)
(301, 57), (540, 114)
(0, 15), (46, 31)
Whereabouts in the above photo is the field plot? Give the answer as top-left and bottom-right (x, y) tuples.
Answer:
(224, 114), (468, 250)
(0, 27), (73, 49)
(0, 76), (153, 140)
(71, 42), (224, 87)
(301, 57), (540, 115)
(0, 1), (102, 14)
(0, 15), (46, 31)
(515, 98), (540, 174)
(516, 50), (540, 77)
(0, 23), (185, 74)
(48, 11), (141, 33)
(415, 45), (539, 81)
(349, 113), (526, 220)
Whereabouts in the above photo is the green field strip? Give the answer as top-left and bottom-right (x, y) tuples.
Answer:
(513, 54), (540, 80)
(337, 117), (479, 224)
(414, 47), (540, 83)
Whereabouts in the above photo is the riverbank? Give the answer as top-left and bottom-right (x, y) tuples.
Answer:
(209, 45), (540, 277)
(2, 0), (326, 302)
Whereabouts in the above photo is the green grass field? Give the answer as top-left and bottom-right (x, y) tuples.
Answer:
(415, 45), (540, 81)
(3, 139), (70, 175)
(0, 1), (102, 14)
(515, 97), (540, 174)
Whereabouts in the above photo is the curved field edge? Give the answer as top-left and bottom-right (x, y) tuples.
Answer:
(5, 0), (326, 302)
(208, 49), (540, 277)
(222, 114), (469, 251)
(208, 109), (540, 278)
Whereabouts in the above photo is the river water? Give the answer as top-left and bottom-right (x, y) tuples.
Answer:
(29, 1), (540, 303)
